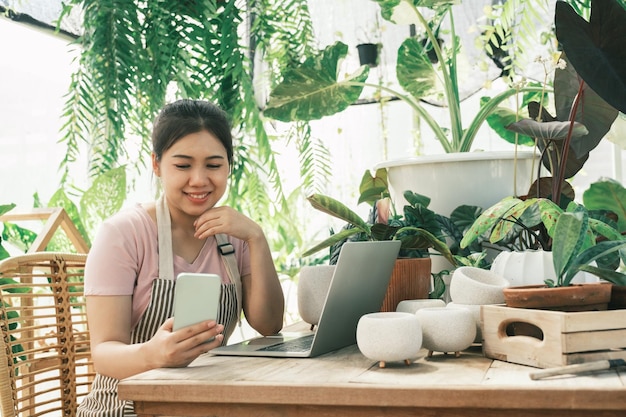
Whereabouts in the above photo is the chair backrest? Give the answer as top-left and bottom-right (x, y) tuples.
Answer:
(0, 252), (94, 417)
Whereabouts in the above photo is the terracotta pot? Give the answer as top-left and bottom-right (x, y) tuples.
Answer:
(609, 285), (626, 310)
(502, 282), (613, 311)
(380, 258), (432, 312)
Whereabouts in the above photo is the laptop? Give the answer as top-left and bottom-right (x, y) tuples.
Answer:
(212, 240), (401, 358)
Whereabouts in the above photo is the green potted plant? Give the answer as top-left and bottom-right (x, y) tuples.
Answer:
(263, 0), (547, 216)
(501, 207), (626, 311)
(302, 168), (461, 310)
(304, 169), (455, 258)
(460, 178), (625, 286)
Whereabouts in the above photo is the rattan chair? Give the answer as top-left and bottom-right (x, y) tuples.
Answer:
(0, 252), (94, 417)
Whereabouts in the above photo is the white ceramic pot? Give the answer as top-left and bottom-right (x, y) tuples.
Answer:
(446, 302), (482, 343)
(415, 307), (476, 356)
(396, 298), (445, 314)
(490, 250), (598, 286)
(297, 265), (335, 326)
(449, 266), (510, 305)
(375, 151), (540, 217)
(356, 312), (423, 368)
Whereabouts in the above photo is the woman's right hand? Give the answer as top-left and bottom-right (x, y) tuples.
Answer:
(145, 318), (224, 368)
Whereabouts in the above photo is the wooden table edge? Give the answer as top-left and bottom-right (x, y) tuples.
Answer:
(118, 380), (626, 411)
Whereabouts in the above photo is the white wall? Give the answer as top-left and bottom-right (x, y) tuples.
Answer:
(0, 17), (78, 211)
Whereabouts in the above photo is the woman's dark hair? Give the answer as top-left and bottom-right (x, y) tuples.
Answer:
(152, 99), (233, 165)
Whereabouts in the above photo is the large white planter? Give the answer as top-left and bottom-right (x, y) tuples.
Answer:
(490, 250), (599, 286)
(375, 151), (540, 216)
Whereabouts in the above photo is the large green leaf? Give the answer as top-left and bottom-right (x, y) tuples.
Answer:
(358, 168), (388, 205)
(0, 204), (16, 217)
(583, 179), (626, 232)
(393, 226), (455, 265)
(396, 37), (437, 99)
(579, 264), (626, 285)
(306, 194), (371, 233)
(302, 227), (364, 257)
(484, 103), (535, 146)
(555, 0), (626, 114)
(553, 52), (619, 159)
(372, 0), (459, 24)
(460, 197), (522, 248)
(1, 223), (37, 253)
(263, 42), (369, 122)
(552, 210), (587, 285)
(568, 240), (626, 284)
(505, 118), (588, 141)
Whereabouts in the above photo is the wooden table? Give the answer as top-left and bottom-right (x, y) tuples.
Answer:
(118, 342), (626, 417)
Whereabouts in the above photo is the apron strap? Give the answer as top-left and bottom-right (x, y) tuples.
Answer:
(156, 195), (175, 280)
(215, 233), (243, 324)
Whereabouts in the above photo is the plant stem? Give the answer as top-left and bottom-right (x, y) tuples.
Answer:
(460, 86), (548, 152)
(411, 4), (462, 149)
(350, 81), (453, 152)
(552, 79), (585, 204)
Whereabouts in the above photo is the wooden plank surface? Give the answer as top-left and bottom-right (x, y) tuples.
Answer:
(119, 342), (626, 417)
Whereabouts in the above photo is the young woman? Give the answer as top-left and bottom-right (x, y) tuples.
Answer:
(78, 99), (284, 415)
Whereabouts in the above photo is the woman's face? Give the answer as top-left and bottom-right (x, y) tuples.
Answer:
(153, 130), (229, 219)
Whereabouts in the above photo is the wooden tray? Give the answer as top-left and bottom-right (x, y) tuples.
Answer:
(481, 304), (626, 368)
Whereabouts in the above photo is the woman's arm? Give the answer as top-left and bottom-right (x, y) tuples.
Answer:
(241, 228), (285, 335)
(87, 295), (225, 380)
(194, 206), (285, 336)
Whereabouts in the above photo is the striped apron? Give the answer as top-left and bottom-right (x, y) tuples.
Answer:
(77, 197), (240, 416)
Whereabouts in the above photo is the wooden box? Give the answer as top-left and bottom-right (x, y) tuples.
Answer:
(481, 304), (626, 368)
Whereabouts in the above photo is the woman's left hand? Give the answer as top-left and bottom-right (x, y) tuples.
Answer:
(193, 206), (262, 242)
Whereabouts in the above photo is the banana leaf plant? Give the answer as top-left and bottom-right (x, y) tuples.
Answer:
(263, 0), (545, 154)
(505, 0), (626, 206)
(303, 169), (456, 265)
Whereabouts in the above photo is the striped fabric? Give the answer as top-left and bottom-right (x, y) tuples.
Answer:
(77, 278), (238, 416)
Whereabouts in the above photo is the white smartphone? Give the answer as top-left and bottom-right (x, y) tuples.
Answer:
(172, 273), (222, 332)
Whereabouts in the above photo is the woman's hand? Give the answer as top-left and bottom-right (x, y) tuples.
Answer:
(193, 206), (262, 242)
(143, 318), (225, 369)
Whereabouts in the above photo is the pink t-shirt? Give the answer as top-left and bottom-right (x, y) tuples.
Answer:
(84, 204), (251, 329)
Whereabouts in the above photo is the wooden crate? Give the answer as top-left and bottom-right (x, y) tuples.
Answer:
(481, 304), (626, 368)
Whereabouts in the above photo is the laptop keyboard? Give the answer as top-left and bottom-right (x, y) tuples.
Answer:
(258, 334), (315, 352)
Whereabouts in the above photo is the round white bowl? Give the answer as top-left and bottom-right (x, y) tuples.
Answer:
(449, 266), (510, 305)
(356, 312), (422, 368)
(396, 298), (445, 314)
(297, 265), (335, 326)
(415, 307), (476, 356)
(446, 302), (482, 343)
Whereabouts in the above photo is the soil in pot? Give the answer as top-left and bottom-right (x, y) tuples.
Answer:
(502, 282), (613, 312)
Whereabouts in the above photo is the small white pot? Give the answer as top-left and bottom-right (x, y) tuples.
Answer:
(297, 265), (335, 326)
(356, 312), (422, 368)
(446, 302), (482, 343)
(396, 298), (445, 314)
(449, 266), (510, 305)
(415, 307), (476, 357)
